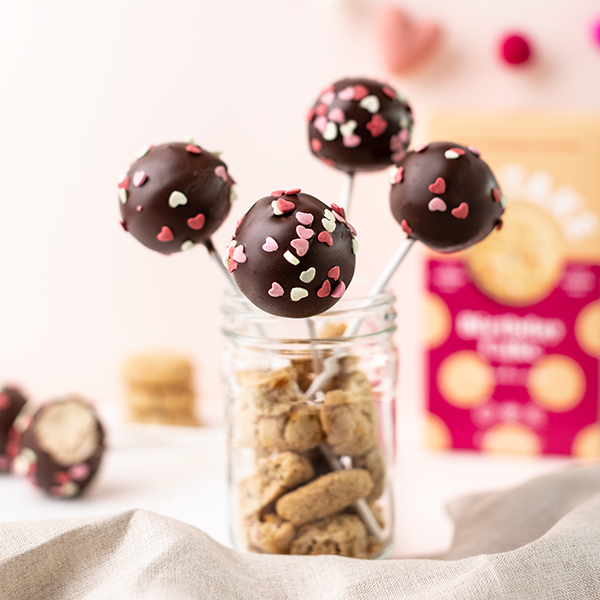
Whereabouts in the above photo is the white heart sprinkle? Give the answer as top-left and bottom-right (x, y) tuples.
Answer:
(180, 240), (195, 251)
(359, 95), (380, 114)
(339, 120), (357, 138)
(323, 121), (338, 141)
(229, 188), (238, 203)
(352, 238), (359, 254)
(323, 209), (335, 222)
(271, 200), (283, 215)
(169, 190), (188, 208)
(501, 194), (509, 208)
(300, 267), (316, 283)
(322, 218), (336, 233)
(119, 188), (128, 204)
(283, 251), (300, 265)
(444, 150), (460, 159)
(291, 287), (309, 301)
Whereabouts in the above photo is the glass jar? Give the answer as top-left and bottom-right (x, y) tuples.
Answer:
(222, 289), (398, 559)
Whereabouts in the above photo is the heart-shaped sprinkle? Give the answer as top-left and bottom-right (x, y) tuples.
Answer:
(401, 220), (413, 235)
(315, 103), (327, 116)
(169, 191), (188, 208)
(68, 463), (90, 481)
(331, 281), (346, 298)
(314, 115), (328, 133)
(359, 94), (380, 114)
(338, 86), (355, 101)
(468, 145), (480, 157)
(343, 134), (361, 148)
(339, 120), (357, 138)
(157, 226), (174, 242)
(428, 197), (447, 212)
(492, 188), (502, 203)
(285, 188), (301, 196)
(291, 288), (309, 302)
(119, 188), (128, 204)
(451, 202), (469, 219)
(277, 197), (296, 213)
(383, 86), (396, 99)
(428, 177), (446, 194)
(444, 150), (460, 159)
(332, 210), (346, 223)
(296, 225), (314, 240)
(136, 205), (142, 212)
(317, 280), (331, 298)
(352, 238), (359, 254)
(119, 220), (127, 231)
(290, 238), (309, 256)
(450, 147), (465, 156)
(136, 145), (151, 158)
(180, 240), (195, 251)
(331, 203), (346, 219)
(262, 237), (278, 252)
(322, 218), (336, 233)
(321, 91), (335, 105)
(354, 85), (369, 100)
(118, 174), (129, 189)
(271, 200), (283, 215)
(414, 143), (428, 153)
(133, 171), (147, 187)
(311, 139), (322, 152)
(232, 245), (247, 263)
(348, 221), (357, 236)
(323, 121), (338, 141)
(296, 211), (314, 225)
(496, 220), (504, 231)
(324, 209), (335, 222)
(500, 194), (508, 208)
(228, 259), (237, 273)
(300, 267), (316, 283)
(328, 266), (340, 281)
(318, 231), (333, 246)
(328, 107), (345, 123)
(214, 166), (228, 182)
(284, 250), (300, 265)
(187, 213), (205, 230)
(186, 144), (201, 154)
(268, 282), (284, 297)
(366, 113), (388, 137)
(390, 166), (404, 184)
(271, 189), (285, 197)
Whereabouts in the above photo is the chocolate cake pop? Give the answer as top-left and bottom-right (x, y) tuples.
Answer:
(308, 77), (413, 174)
(0, 385), (27, 472)
(229, 190), (358, 318)
(11, 396), (105, 498)
(389, 142), (506, 253)
(119, 141), (235, 254)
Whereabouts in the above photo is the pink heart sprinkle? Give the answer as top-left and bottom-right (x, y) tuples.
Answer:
(451, 202), (469, 219)
(215, 166), (228, 182)
(268, 282), (284, 298)
(428, 197), (447, 212)
(262, 237), (278, 252)
(468, 145), (480, 157)
(311, 138), (322, 152)
(428, 177), (446, 194)
(343, 134), (361, 148)
(118, 174), (129, 190)
(331, 281), (346, 298)
(187, 213), (205, 230)
(321, 91), (335, 105)
(492, 188), (502, 203)
(296, 225), (314, 240)
(401, 220), (413, 235)
(328, 107), (345, 123)
(337, 86), (355, 101)
(136, 205), (142, 212)
(232, 245), (247, 263)
(277, 197), (295, 213)
(321, 157), (335, 167)
(157, 226), (174, 242)
(133, 171), (147, 187)
(413, 143), (428, 153)
(317, 280), (331, 298)
(318, 231), (333, 246)
(290, 238), (309, 256)
(331, 203), (346, 220)
(449, 147), (465, 156)
(328, 266), (340, 281)
(68, 463), (90, 481)
(382, 86), (396, 99)
(354, 85), (369, 100)
(0, 393), (9, 410)
(394, 166), (404, 183)
(296, 211), (314, 225)
(314, 116), (328, 133)
(366, 113), (388, 138)
(271, 190), (285, 197)
(185, 144), (201, 154)
(285, 188), (301, 196)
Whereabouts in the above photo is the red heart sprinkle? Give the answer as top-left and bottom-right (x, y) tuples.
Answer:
(496, 219), (504, 231)
(271, 190), (285, 197)
(317, 280), (331, 298)
(328, 266), (340, 281)
(317, 231), (333, 246)
(449, 147), (465, 156)
(185, 144), (201, 154)
(394, 166), (404, 183)
(285, 188), (301, 196)
(451, 202), (469, 219)
(401, 220), (413, 235)
(315, 104), (327, 116)
(366, 113), (388, 138)
(306, 108), (315, 123)
(119, 220), (127, 232)
(277, 197), (296, 213)
(428, 177), (446, 194)
(228, 260), (237, 273)
(492, 188), (502, 202)
(311, 139), (322, 152)
(118, 175), (129, 189)
(354, 85), (369, 100)
(187, 213), (205, 230)
(157, 226), (174, 242)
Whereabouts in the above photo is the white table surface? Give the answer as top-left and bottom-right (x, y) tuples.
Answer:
(0, 415), (578, 559)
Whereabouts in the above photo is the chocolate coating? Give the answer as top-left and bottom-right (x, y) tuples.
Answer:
(389, 142), (505, 253)
(12, 397), (105, 498)
(0, 385), (27, 472)
(229, 191), (357, 318)
(308, 77), (413, 174)
(119, 142), (234, 254)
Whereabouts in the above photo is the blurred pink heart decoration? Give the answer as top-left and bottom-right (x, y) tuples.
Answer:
(376, 5), (442, 75)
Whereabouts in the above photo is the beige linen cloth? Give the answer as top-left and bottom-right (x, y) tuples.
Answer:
(1, 463), (599, 600)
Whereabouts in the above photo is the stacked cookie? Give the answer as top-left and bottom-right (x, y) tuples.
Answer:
(122, 352), (199, 426)
(232, 360), (388, 558)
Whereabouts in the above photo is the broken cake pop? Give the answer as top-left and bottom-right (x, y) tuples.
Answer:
(389, 142), (506, 253)
(119, 141), (235, 254)
(308, 77), (413, 174)
(228, 190), (358, 318)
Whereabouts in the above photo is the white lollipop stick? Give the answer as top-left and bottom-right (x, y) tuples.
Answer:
(338, 172), (355, 215)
